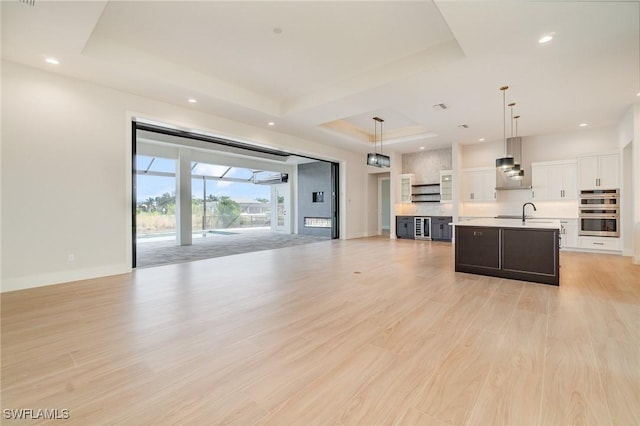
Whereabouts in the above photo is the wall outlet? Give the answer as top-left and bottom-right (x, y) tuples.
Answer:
(67, 254), (75, 262)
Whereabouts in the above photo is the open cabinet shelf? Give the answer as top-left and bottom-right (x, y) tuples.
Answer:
(411, 183), (440, 202)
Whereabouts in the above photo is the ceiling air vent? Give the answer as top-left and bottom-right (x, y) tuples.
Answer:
(457, 124), (469, 129)
(433, 103), (448, 111)
(19, 0), (35, 5)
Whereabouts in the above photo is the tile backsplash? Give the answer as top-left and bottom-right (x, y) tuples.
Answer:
(402, 148), (452, 185)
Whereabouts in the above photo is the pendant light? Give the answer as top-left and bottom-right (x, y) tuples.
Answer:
(510, 114), (524, 180)
(366, 116), (390, 168)
(506, 102), (521, 176)
(496, 86), (515, 170)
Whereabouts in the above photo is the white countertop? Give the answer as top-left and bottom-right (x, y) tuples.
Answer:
(452, 218), (561, 230)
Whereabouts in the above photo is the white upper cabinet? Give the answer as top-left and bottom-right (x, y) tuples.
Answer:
(532, 163), (551, 200)
(551, 161), (577, 200)
(578, 153), (619, 190)
(461, 168), (495, 202)
(597, 154), (620, 189)
(532, 160), (577, 201)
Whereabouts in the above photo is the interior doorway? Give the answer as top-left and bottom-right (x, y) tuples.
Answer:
(379, 176), (391, 236)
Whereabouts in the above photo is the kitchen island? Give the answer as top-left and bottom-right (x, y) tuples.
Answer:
(453, 218), (560, 285)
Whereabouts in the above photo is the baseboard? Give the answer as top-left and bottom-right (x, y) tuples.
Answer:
(1, 263), (131, 293)
(560, 247), (623, 255)
(347, 232), (369, 239)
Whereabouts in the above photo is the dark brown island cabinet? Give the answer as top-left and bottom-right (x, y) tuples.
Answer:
(454, 220), (560, 286)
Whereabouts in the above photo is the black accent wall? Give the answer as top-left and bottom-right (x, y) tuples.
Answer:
(298, 162), (332, 237)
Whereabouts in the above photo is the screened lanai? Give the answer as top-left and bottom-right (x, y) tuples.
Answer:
(133, 123), (337, 268)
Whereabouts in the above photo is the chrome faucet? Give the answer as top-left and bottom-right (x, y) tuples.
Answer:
(522, 202), (537, 223)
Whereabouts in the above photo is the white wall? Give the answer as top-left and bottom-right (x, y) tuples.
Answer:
(1, 61), (368, 291)
(524, 127), (619, 162)
(635, 104), (640, 264)
(635, 104), (640, 265)
(460, 140), (503, 169)
(621, 143), (633, 256)
(389, 151), (402, 239)
(621, 103), (640, 264)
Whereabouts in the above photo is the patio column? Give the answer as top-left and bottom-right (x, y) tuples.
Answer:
(176, 148), (192, 246)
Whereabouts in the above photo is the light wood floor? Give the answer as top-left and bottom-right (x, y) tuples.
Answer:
(2, 238), (639, 425)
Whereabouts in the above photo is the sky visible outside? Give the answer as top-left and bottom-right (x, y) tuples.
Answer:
(135, 156), (271, 201)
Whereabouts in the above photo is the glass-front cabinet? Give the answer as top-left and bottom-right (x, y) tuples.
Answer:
(399, 174), (413, 203)
(440, 170), (452, 203)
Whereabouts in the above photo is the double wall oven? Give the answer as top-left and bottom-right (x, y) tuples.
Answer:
(579, 189), (619, 237)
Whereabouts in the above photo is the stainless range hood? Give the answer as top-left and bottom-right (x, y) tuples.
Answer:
(496, 136), (532, 190)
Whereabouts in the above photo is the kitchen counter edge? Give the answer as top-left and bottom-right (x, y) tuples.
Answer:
(451, 218), (561, 230)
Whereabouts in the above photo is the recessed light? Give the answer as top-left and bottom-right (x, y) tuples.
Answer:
(636, 92), (640, 97)
(45, 57), (60, 65)
(479, 138), (485, 142)
(538, 34), (553, 44)
(579, 123), (588, 127)
(419, 147), (425, 150)
(187, 98), (197, 103)
(268, 122), (275, 126)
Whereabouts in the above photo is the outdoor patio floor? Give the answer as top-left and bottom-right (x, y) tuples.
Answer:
(135, 228), (330, 268)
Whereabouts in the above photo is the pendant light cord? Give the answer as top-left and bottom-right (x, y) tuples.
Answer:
(508, 103), (516, 138)
(502, 87), (507, 155)
(380, 120), (383, 155)
(372, 116), (385, 156)
(374, 119), (377, 155)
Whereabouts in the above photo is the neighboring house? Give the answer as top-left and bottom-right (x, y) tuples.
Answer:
(231, 197), (271, 215)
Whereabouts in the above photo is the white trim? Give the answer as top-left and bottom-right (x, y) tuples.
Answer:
(530, 159), (577, 167)
(339, 161), (348, 239)
(576, 150), (621, 158)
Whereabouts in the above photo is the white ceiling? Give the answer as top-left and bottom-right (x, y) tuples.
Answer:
(2, 1), (639, 154)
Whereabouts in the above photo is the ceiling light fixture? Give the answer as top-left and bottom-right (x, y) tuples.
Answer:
(187, 98), (197, 103)
(45, 57), (60, 65)
(366, 116), (390, 168)
(420, 147), (425, 150)
(496, 85), (515, 170)
(479, 138), (485, 142)
(538, 34), (553, 44)
(579, 123), (588, 127)
(268, 122), (275, 126)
